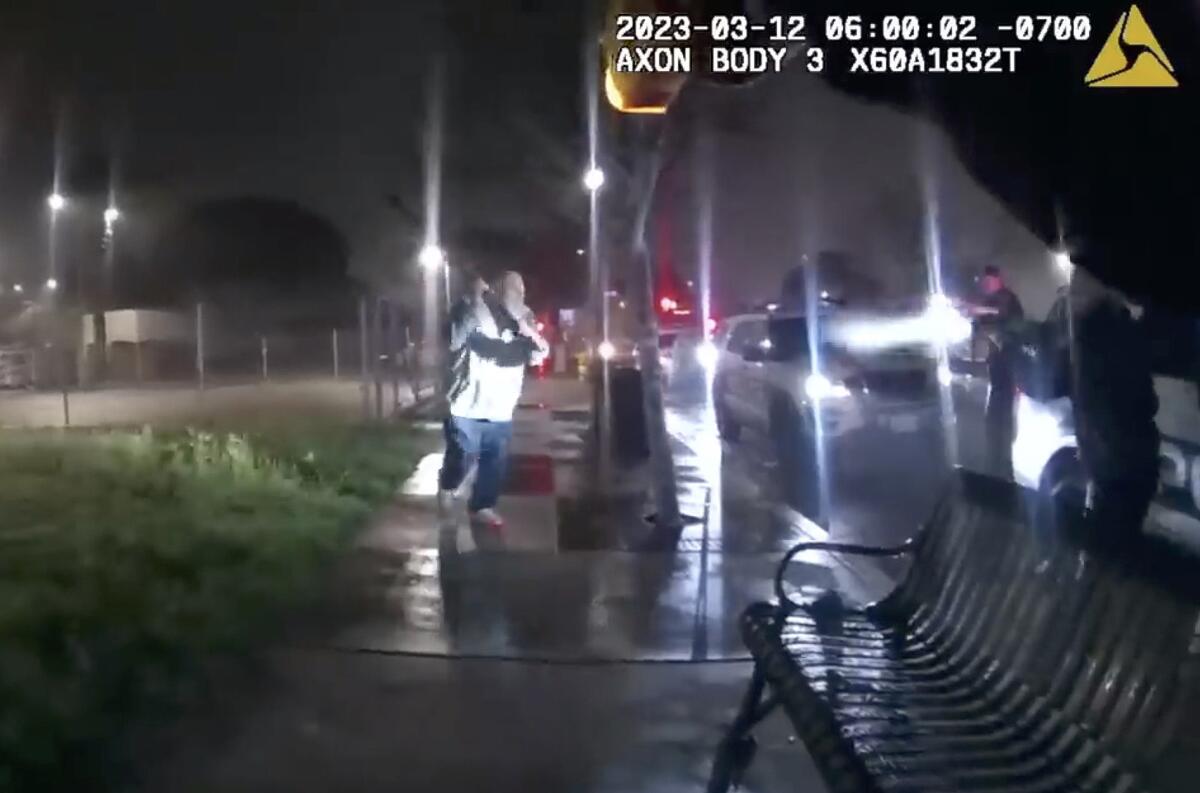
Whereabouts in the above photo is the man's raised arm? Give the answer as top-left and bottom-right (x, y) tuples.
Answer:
(447, 300), (481, 352)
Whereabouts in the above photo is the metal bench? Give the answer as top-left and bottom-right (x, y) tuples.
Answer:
(709, 470), (1200, 793)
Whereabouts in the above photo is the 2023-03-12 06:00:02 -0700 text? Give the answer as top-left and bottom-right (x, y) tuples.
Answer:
(611, 13), (1094, 75)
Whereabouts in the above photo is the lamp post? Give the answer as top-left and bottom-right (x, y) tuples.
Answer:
(583, 165), (606, 345)
(46, 192), (65, 300)
(98, 205), (121, 382)
(46, 192), (64, 285)
(102, 205), (121, 305)
(46, 192), (68, 424)
(584, 163), (613, 475)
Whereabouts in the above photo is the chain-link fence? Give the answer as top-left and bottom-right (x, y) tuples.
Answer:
(0, 297), (441, 428)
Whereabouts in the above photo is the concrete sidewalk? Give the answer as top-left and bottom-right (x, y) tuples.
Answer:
(314, 377), (891, 662)
(143, 377), (893, 792)
(149, 654), (819, 793)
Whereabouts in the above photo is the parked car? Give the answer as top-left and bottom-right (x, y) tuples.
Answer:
(662, 325), (719, 390)
(712, 311), (941, 516)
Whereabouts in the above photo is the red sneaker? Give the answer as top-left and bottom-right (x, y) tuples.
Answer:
(470, 508), (505, 530)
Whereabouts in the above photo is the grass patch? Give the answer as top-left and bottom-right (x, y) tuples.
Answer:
(0, 422), (417, 790)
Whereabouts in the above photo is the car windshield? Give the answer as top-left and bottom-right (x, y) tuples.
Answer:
(766, 315), (811, 362)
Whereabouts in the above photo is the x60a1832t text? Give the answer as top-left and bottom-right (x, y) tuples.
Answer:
(848, 46), (1021, 74)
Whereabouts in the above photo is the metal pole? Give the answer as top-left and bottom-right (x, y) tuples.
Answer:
(260, 335), (268, 381)
(332, 328), (340, 379)
(389, 302), (400, 411)
(443, 264), (451, 314)
(406, 325), (421, 402)
(195, 301), (205, 392)
(630, 122), (680, 531)
(359, 296), (370, 419)
(590, 190), (604, 345)
(589, 179), (612, 477)
(373, 297), (384, 420)
(59, 339), (70, 427)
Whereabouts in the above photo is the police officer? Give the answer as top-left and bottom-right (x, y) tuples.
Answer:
(965, 266), (1025, 479)
(1065, 268), (1160, 536)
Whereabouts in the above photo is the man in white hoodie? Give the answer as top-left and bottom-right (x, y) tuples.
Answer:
(438, 271), (548, 529)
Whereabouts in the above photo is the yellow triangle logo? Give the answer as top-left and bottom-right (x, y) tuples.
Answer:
(1085, 4), (1178, 87)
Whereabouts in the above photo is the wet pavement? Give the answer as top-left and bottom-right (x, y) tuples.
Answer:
(290, 377), (905, 664)
(147, 374), (988, 791)
(150, 654), (819, 793)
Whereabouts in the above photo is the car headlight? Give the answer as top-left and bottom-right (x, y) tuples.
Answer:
(695, 341), (719, 369)
(805, 373), (852, 400)
(924, 296), (972, 345)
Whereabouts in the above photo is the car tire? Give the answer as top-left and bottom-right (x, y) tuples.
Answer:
(715, 384), (741, 442)
(770, 395), (822, 522)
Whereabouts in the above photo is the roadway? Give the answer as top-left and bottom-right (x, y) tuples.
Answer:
(664, 369), (993, 562)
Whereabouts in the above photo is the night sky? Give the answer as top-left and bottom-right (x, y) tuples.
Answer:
(1, 1), (587, 302)
(3, 1), (1194, 317)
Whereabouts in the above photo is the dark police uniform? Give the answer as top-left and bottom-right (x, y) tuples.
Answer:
(1072, 299), (1159, 534)
(978, 287), (1025, 478)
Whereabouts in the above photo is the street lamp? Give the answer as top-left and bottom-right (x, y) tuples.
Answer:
(418, 243), (446, 271)
(45, 278), (58, 291)
(418, 243), (450, 312)
(104, 206), (120, 228)
(47, 193), (66, 212)
(583, 166), (605, 192)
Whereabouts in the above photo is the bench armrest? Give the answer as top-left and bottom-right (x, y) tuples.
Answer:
(774, 539), (915, 608)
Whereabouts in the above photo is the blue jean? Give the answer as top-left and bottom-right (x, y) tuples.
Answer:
(438, 416), (513, 512)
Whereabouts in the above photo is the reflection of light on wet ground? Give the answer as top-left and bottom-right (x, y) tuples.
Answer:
(803, 270), (834, 529)
(391, 551), (445, 631)
(664, 395), (721, 499)
(402, 452), (444, 496)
